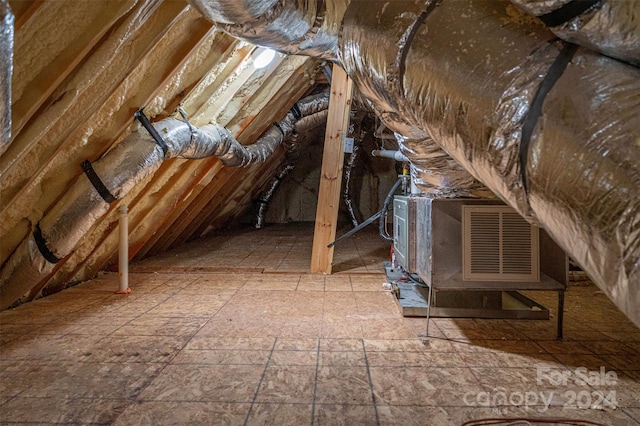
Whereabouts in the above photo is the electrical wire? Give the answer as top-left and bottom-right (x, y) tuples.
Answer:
(462, 417), (608, 426)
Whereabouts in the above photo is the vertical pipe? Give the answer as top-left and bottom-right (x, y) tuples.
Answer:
(116, 205), (131, 294)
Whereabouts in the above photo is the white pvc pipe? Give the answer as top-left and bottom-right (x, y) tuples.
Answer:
(371, 149), (409, 162)
(117, 205), (131, 294)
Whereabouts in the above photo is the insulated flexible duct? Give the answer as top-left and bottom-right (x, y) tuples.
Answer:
(509, 0), (640, 66)
(341, 0), (640, 325)
(0, 92), (330, 309)
(0, 0), (13, 155)
(189, 0), (640, 326)
(188, 0), (350, 61)
(343, 117), (364, 227)
(396, 135), (495, 198)
(256, 162), (296, 229)
(255, 91), (330, 228)
(187, 0), (490, 198)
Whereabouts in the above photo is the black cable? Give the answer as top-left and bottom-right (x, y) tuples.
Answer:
(462, 417), (608, 426)
(407, 273), (427, 288)
(538, 0), (602, 27)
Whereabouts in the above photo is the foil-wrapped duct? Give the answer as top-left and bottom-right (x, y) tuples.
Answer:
(510, 0), (640, 66)
(0, 91), (331, 309)
(0, 0), (13, 155)
(340, 0), (640, 325)
(339, 0), (492, 199)
(188, 0), (350, 61)
(396, 135), (495, 198)
(186, 0), (278, 24)
(0, 135), (163, 308)
(255, 90), (330, 228)
(343, 115), (364, 227)
(256, 162), (296, 229)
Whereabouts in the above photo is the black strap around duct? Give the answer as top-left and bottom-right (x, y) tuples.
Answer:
(272, 121), (285, 136)
(33, 222), (61, 264)
(290, 103), (302, 120)
(81, 160), (117, 204)
(134, 108), (169, 157)
(538, 0), (602, 27)
(398, 0), (444, 89)
(519, 42), (579, 194)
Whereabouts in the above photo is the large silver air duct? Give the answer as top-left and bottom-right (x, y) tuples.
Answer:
(189, 0), (490, 198)
(188, 0), (350, 61)
(0, 92), (329, 309)
(188, 0), (640, 327)
(509, 0), (640, 66)
(342, 0), (640, 325)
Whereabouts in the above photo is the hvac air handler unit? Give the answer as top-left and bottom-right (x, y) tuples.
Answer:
(393, 197), (568, 339)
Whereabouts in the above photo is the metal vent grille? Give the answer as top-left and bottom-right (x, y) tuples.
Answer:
(463, 206), (539, 282)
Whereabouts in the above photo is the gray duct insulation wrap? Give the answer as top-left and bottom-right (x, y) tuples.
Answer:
(0, 92), (330, 309)
(188, 0), (640, 326)
(0, 0), (13, 155)
(510, 0), (640, 67)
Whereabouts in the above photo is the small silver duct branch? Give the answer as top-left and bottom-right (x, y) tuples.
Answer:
(255, 92), (330, 229)
(255, 162), (297, 229)
(0, 91), (330, 309)
(188, 0), (640, 327)
(342, 112), (375, 228)
(0, 0), (13, 155)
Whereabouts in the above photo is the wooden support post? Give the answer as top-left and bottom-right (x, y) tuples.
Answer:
(310, 65), (353, 273)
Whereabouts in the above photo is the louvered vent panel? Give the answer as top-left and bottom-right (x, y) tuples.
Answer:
(463, 206), (539, 282)
(469, 212), (500, 274)
(502, 213), (532, 274)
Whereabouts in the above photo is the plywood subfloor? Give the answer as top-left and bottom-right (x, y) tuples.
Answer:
(132, 222), (390, 274)
(1, 224), (639, 425)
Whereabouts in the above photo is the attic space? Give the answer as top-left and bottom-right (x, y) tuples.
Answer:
(1, 0), (640, 425)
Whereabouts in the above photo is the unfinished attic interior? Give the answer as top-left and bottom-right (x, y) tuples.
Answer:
(1, 0), (640, 424)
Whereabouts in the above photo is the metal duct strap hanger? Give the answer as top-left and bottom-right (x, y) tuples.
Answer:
(176, 105), (195, 140)
(134, 108), (169, 157)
